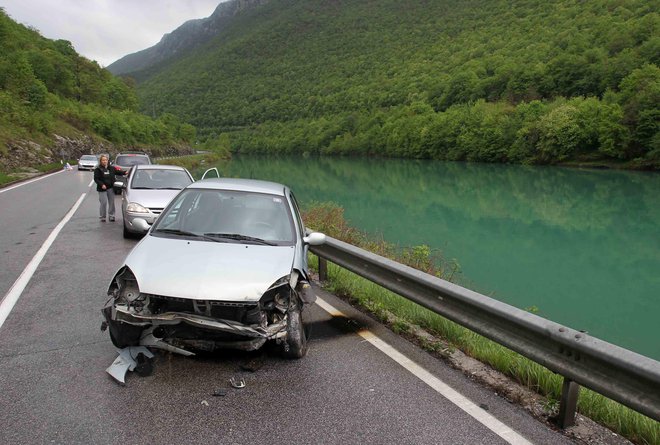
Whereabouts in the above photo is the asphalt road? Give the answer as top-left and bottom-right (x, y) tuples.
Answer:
(0, 171), (577, 445)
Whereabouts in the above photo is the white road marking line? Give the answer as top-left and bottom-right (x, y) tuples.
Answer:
(88, 179), (94, 187)
(0, 170), (65, 194)
(315, 296), (534, 445)
(0, 193), (86, 330)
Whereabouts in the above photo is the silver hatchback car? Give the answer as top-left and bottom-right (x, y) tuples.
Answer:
(119, 165), (194, 238)
(77, 154), (98, 171)
(103, 178), (326, 359)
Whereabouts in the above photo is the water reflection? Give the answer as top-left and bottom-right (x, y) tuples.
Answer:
(198, 155), (660, 359)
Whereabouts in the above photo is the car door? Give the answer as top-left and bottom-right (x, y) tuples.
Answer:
(289, 192), (309, 274)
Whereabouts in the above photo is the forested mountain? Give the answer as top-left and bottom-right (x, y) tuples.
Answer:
(127, 0), (658, 167)
(107, 0), (269, 76)
(0, 8), (196, 171)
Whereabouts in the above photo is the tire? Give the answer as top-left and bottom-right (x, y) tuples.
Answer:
(281, 306), (308, 359)
(108, 321), (142, 348)
(114, 188), (122, 195)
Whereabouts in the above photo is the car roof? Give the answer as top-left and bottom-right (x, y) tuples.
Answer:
(134, 164), (186, 171)
(188, 178), (287, 196)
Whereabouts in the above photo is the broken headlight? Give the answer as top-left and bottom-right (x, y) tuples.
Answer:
(260, 275), (291, 313)
(108, 266), (148, 313)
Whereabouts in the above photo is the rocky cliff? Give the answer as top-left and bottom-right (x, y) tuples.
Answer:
(0, 135), (193, 171)
(107, 0), (270, 76)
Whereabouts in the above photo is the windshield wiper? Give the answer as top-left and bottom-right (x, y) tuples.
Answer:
(157, 187), (183, 190)
(154, 228), (223, 242)
(203, 233), (276, 246)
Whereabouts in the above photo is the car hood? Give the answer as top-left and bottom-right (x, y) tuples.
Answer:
(124, 235), (296, 302)
(125, 189), (182, 208)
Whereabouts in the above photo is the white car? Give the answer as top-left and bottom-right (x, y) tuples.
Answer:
(103, 178), (326, 359)
(77, 155), (98, 171)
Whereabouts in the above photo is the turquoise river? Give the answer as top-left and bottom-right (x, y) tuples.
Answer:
(197, 155), (660, 360)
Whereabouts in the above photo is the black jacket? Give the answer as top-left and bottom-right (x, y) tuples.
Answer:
(94, 165), (125, 192)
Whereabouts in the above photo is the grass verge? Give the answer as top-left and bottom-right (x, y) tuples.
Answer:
(0, 172), (18, 187)
(302, 202), (659, 445)
(0, 160), (76, 187)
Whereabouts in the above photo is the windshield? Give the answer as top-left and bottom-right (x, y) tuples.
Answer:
(115, 155), (149, 166)
(80, 155), (97, 161)
(152, 189), (295, 245)
(130, 169), (192, 190)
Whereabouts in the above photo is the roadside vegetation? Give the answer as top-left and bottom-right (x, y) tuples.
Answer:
(158, 150), (231, 179)
(135, 0), (658, 168)
(0, 8), (196, 173)
(302, 202), (659, 445)
(0, 159), (78, 187)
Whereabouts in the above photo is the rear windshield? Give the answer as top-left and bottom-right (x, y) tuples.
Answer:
(115, 155), (150, 166)
(130, 169), (192, 190)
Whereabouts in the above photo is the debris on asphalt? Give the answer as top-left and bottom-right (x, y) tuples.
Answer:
(134, 352), (154, 377)
(106, 347), (155, 385)
(201, 400), (209, 406)
(229, 377), (246, 389)
(212, 388), (228, 397)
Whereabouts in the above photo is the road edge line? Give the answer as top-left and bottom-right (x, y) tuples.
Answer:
(0, 193), (86, 330)
(0, 169), (65, 194)
(315, 296), (534, 445)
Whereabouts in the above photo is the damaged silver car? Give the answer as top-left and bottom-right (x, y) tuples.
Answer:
(102, 178), (326, 359)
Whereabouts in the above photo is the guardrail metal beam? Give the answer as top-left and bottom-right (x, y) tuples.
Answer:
(309, 235), (660, 422)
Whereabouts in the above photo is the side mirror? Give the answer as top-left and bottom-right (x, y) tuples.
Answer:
(132, 218), (150, 232)
(303, 232), (326, 246)
(113, 181), (125, 189)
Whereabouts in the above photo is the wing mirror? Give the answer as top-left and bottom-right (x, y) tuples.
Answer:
(303, 232), (326, 246)
(132, 218), (150, 232)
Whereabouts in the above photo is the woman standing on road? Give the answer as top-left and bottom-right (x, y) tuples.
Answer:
(93, 155), (125, 222)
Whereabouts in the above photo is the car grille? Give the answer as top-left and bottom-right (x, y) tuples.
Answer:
(146, 294), (259, 324)
(148, 207), (164, 215)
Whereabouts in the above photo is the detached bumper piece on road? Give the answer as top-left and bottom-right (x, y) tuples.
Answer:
(106, 346), (154, 385)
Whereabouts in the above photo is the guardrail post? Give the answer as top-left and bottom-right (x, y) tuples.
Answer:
(557, 377), (580, 428)
(318, 257), (328, 281)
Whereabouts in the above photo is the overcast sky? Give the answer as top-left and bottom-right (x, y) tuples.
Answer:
(2, 0), (227, 67)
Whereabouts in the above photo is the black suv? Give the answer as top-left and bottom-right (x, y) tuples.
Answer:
(112, 152), (151, 194)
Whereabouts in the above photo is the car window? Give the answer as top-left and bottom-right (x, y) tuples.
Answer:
(131, 169), (193, 190)
(153, 189), (295, 245)
(115, 155), (150, 166)
(80, 155), (97, 161)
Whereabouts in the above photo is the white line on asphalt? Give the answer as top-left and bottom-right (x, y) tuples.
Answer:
(0, 193), (87, 330)
(315, 296), (534, 445)
(88, 179), (94, 187)
(0, 170), (65, 194)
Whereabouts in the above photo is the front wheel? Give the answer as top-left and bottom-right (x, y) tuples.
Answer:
(108, 321), (143, 348)
(281, 307), (308, 359)
(123, 223), (132, 239)
(113, 188), (122, 195)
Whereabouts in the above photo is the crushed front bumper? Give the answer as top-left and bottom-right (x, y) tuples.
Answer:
(103, 304), (288, 352)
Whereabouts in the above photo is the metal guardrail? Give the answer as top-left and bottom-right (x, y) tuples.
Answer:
(308, 234), (660, 425)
